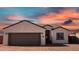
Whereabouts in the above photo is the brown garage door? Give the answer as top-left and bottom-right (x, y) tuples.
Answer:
(8, 33), (41, 46)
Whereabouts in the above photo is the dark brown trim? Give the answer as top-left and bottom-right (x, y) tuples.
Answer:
(3, 20), (46, 29)
(52, 26), (71, 31)
(43, 24), (53, 27)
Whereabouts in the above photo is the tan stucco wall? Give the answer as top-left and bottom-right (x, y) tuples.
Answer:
(3, 33), (8, 45)
(3, 21), (46, 45)
(51, 28), (70, 44)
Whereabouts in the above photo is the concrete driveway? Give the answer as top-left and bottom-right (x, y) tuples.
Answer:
(0, 44), (79, 51)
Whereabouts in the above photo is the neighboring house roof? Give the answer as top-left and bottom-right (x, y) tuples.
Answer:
(52, 26), (71, 31)
(3, 20), (46, 29)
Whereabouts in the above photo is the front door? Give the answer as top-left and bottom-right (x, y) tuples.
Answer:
(46, 30), (51, 45)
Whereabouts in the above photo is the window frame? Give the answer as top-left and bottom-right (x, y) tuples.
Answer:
(56, 32), (64, 40)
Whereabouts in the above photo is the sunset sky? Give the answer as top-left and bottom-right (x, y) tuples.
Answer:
(0, 7), (79, 30)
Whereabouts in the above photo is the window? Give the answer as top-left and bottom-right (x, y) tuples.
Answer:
(56, 33), (64, 40)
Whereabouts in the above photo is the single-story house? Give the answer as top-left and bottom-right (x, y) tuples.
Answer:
(51, 26), (71, 44)
(3, 20), (46, 46)
(2, 20), (78, 46)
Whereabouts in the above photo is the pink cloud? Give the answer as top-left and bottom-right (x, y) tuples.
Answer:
(38, 9), (79, 24)
(6, 15), (26, 20)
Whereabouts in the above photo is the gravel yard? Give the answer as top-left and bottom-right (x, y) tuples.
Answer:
(0, 44), (79, 51)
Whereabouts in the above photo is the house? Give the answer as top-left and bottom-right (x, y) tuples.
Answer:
(2, 19), (77, 46)
(51, 26), (71, 44)
(3, 20), (46, 46)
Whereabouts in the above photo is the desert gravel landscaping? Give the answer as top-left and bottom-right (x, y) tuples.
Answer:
(0, 44), (79, 51)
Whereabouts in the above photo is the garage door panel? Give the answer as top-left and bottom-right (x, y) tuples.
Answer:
(9, 38), (40, 45)
(8, 33), (41, 46)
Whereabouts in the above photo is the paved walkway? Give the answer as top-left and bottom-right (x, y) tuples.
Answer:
(0, 44), (79, 51)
